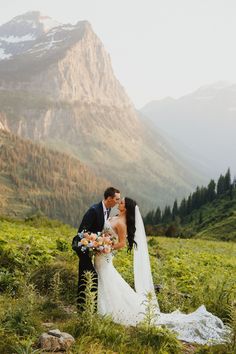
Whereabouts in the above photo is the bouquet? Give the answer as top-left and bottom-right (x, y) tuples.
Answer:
(77, 228), (116, 255)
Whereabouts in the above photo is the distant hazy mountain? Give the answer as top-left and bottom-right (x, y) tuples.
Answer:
(0, 12), (204, 211)
(141, 81), (236, 178)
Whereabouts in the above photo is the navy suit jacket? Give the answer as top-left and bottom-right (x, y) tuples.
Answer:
(78, 201), (105, 234)
(72, 201), (105, 259)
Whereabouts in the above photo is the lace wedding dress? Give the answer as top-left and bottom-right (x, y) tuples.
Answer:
(94, 208), (229, 344)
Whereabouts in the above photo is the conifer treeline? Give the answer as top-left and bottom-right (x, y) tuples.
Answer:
(144, 168), (236, 226)
(0, 130), (108, 225)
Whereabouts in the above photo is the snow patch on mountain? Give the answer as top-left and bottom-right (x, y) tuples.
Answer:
(26, 38), (65, 56)
(0, 34), (36, 43)
(0, 48), (12, 59)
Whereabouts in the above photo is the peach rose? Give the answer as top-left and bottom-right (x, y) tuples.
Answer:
(103, 236), (111, 243)
(81, 238), (88, 246)
(93, 241), (99, 248)
(90, 234), (97, 241)
(84, 233), (90, 240)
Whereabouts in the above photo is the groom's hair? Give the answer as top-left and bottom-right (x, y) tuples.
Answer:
(104, 187), (120, 199)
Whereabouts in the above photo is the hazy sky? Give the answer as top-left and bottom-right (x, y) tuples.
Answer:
(1, 0), (236, 108)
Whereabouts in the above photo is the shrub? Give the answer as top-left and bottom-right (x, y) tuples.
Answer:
(1, 286), (42, 336)
(30, 262), (77, 303)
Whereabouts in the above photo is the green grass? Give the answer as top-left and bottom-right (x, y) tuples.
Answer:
(195, 210), (236, 241)
(0, 216), (235, 353)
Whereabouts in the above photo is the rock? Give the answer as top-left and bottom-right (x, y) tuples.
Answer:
(39, 329), (75, 352)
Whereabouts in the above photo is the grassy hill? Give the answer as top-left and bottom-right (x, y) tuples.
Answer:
(182, 194), (236, 241)
(0, 216), (235, 353)
(0, 129), (109, 226)
(145, 170), (236, 242)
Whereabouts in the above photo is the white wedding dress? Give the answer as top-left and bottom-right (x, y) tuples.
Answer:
(94, 207), (229, 345)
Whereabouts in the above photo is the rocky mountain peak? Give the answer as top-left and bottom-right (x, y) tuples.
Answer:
(0, 11), (61, 59)
(0, 11), (60, 37)
(0, 15), (132, 108)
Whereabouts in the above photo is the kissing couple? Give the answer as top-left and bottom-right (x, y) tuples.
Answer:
(73, 187), (228, 344)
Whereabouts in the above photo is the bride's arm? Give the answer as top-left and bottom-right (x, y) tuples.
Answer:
(112, 222), (126, 250)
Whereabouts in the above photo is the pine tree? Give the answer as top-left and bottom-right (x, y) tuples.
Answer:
(172, 200), (178, 221)
(179, 198), (187, 219)
(194, 187), (201, 208)
(224, 168), (231, 191)
(217, 175), (225, 195)
(186, 194), (192, 214)
(154, 207), (162, 224)
(229, 183), (234, 200)
(207, 179), (216, 202)
(145, 210), (155, 225)
(162, 206), (172, 223)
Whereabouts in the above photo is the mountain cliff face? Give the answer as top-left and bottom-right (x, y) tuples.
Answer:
(0, 12), (202, 211)
(0, 17), (130, 107)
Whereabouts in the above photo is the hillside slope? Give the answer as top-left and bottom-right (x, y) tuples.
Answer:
(187, 195), (236, 241)
(0, 129), (108, 225)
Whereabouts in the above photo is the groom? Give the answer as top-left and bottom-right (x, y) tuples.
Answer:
(75, 187), (121, 310)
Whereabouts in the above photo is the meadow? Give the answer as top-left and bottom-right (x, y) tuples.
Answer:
(0, 216), (235, 353)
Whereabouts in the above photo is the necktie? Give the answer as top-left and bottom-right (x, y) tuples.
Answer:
(105, 208), (110, 220)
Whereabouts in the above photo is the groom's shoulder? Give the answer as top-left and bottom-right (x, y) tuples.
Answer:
(90, 201), (102, 211)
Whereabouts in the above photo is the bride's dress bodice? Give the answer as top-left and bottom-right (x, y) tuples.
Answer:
(94, 218), (229, 344)
(94, 219), (117, 268)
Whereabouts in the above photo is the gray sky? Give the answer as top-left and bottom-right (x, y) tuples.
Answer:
(1, 0), (236, 108)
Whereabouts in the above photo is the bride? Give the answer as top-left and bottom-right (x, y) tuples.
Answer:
(94, 197), (229, 345)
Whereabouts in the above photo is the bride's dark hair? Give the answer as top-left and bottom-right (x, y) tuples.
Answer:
(125, 197), (137, 252)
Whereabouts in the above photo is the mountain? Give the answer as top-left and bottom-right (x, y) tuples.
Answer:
(0, 12), (203, 210)
(0, 11), (60, 60)
(141, 81), (236, 177)
(0, 129), (109, 225)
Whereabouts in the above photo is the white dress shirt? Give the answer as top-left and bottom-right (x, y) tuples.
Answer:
(102, 201), (110, 222)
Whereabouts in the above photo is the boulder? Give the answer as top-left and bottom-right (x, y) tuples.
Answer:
(39, 329), (75, 352)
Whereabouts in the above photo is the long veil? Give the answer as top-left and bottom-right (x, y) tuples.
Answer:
(133, 205), (159, 311)
(133, 205), (230, 343)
